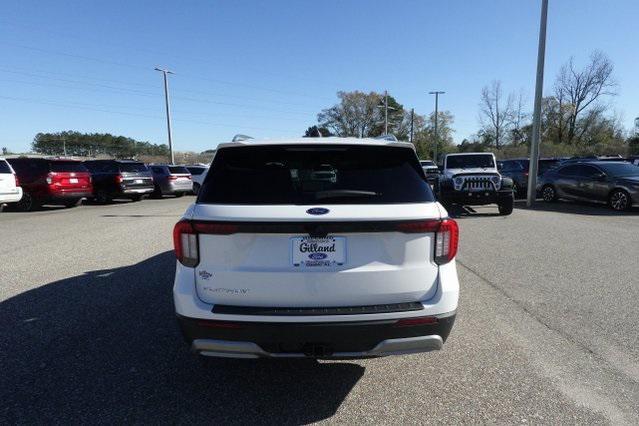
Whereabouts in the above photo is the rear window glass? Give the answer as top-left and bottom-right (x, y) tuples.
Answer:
(187, 167), (206, 175)
(199, 144), (434, 205)
(119, 162), (148, 173)
(446, 155), (495, 169)
(168, 166), (190, 174)
(0, 160), (11, 174)
(50, 161), (88, 172)
(598, 162), (639, 177)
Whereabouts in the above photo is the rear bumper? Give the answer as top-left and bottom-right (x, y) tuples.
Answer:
(121, 187), (154, 195)
(0, 188), (23, 203)
(167, 182), (193, 193)
(441, 189), (512, 205)
(45, 190), (93, 200)
(178, 312), (456, 358)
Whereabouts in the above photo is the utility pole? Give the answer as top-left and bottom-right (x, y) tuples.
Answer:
(155, 67), (175, 164)
(384, 90), (389, 135)
(410, 108), (415, 144)
(429, 91), (445, 163)
(526, 0), (549, 207)
(376, 90), (396, 136)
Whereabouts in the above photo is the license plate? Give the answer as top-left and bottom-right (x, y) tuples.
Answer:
(291, 236), (346, 268)
(135, 179), (143, 184)
(69, 178), (78, 184)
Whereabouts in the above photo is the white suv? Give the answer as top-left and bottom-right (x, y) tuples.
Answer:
(173, 137), (460, 358)
(0, 158), (22, 211)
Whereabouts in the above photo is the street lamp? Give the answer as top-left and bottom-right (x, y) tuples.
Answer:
(429, 91), (445, 163)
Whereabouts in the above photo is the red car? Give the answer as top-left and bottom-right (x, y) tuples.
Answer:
(7, 158), (93, 211)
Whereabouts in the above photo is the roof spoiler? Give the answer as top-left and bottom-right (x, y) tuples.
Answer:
(373, 134), (398, 142)
(232, 134), (254, 142)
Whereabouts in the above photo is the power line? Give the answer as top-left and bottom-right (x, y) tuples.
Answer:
(0, 19), (342, 93)
(0, 77), (319, 116)
(0, 95), (294, 133)
(3, 42), (337, 102)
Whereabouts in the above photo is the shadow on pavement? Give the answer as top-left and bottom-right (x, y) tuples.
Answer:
(515, 199), (639, 216)
(0, 252), (364, 424)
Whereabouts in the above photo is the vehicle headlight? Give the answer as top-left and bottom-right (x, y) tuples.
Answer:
(454, 177), (464, 185)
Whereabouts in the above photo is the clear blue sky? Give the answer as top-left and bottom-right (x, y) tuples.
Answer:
(1, 0), (637, 153)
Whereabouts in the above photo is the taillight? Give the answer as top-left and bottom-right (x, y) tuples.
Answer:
(192, 221), (238, 235)
(173, 221), (199, 267)
(173, 220), (240, 267)
(168, 175), (178, 181)
(115, 174), (123, 184)
(434, 219), (459, 264)
(13, 173), (19, 187)
(396, 219), (459, 265)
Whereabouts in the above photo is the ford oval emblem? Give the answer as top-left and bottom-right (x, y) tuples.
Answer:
(306, 207), (329, 215)
(308, 252), (328, 260)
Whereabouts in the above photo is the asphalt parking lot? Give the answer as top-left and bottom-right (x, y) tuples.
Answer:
(1, 198), (637, 424)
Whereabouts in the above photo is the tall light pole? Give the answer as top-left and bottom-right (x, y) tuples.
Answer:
(155, 67), (175, 164)
(410, 108), (415, 144)
(429, 91), (445, 163)
(526, 0), (549, 207)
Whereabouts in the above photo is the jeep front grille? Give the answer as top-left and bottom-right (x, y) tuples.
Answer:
(459, 176), (495, 191)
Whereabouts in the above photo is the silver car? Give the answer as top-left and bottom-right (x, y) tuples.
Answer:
(149, 165), (193, 197)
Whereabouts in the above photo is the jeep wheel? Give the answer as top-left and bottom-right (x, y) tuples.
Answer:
(541, 185), (557, 202)
(609, 189), (631, 211)
(498, 195), (514, 216)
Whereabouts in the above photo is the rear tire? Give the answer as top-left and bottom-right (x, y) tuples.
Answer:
(175, 192), (185, 198)
(95, 190), (112, 204)
(498, 195), (514, 216)
(541, 185), (557, 202)
(16, 192), (40, 212)
(150, 185), (163, 199)
(609, 189), (631, 211)
(513, 183), (524, 199)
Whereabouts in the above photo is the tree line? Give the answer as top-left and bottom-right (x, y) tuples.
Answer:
(31, 131), (170, 158)
(306, 51), (638, 159)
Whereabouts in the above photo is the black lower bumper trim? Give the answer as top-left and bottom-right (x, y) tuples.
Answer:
(211, 302), (424, 316)
(177, 312), (456, 354)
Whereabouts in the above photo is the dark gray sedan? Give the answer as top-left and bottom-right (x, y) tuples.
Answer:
(537, 161), (639, 211)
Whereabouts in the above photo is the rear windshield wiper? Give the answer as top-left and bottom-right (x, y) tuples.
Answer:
(314, 190), (380, 200)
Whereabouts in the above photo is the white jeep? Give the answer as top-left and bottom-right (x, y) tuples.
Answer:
(173, 137), (460, 359)
(437, 152), (514, 215)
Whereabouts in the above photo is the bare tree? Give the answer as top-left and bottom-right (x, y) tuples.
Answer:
(509, 89), (529, 145)
(554, 51), (617, 144)
(479, 81), (514, 149)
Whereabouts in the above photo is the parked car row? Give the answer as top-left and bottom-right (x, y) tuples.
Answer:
(0, 156), (209, 212)
(421, 154), (638, 212)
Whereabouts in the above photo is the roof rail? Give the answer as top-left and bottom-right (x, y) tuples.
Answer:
(232, 134), (254, 142)
(373, 134), (398, 142)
